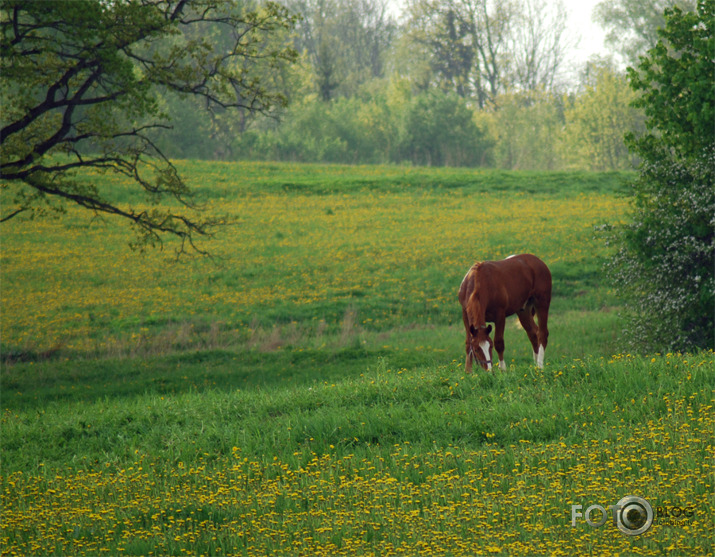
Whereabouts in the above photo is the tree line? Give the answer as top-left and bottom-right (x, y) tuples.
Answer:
(150, 0), (695, 171)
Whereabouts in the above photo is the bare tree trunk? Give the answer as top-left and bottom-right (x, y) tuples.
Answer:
(509, 0), (572, 92)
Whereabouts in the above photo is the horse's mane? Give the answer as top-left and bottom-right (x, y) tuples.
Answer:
(466, 262), (484, 328)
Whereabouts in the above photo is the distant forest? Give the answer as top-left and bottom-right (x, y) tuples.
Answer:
(151, 0), (695, 171)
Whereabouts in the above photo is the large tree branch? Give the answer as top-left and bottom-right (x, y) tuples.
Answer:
(23, 172), (220, 256)
(169, 0), (191, 22)
(0, 0), (296, 254)
(1, 61), (88, 141)
(1, 67), (112, 176)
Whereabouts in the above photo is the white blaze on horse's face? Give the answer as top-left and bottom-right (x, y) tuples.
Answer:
(479, 340), (492, 371)
(537, 345), (545, 368)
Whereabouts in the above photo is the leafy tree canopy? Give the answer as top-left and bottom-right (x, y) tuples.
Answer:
(0, 0), (297, 253)
(594, 0), (697, 65)
(610, 0), (714, 351)
(626, 2), (714, 159)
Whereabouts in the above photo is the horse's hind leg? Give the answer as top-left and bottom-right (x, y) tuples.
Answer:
(534, 299), (550, 368)
(494, 313), (507, 371)
(517, 306), (540, 364)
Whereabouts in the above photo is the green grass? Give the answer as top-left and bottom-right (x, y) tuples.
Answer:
(1, 162), (712, 556)
(99, 160), (633, 199)
(1, 311), (621, 413)
(2, 352), (713, 555)
(3, 352), (712, 470)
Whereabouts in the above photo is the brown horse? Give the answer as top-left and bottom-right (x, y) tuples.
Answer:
(458, 254), (552, 372)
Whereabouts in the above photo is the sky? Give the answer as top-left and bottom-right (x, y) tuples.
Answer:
(562, 0), (610, 61)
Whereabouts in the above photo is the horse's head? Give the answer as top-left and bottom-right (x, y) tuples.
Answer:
(468, 324), (493, 371)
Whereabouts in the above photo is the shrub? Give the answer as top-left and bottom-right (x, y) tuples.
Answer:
(609, 2), (714, 351)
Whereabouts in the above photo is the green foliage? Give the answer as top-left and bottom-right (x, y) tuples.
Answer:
(400, 0), (569, 107)
(232, 90), (492, 166)
(230, 74), (641, 172)
(286, 0), (396, 101)
(627, 2), (715, 158)
(609, 1), (715, 351)
(396, 91), (492, 166)
(610, 148), (715, 351)
(594, 0), (698, 66)
(561, 63), (644, 171)
(234, 95), (389, 163)
(483, 89), (564, 170)
(416, 6), (476, 98)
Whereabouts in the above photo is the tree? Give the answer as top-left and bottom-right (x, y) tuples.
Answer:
(152, 8), (301, 161)
(422, 6), (477, 99)
(560, 63), (644, 171)
(594, 0), (697, 65)
(402, 0), (571, 107)
(287, 0), (396, 101)
(509, 0), (571, 92)
(608, 1), (714, 351)
(0, 0), (297, 253)
(397, 90), (492, 166)
(485, 89), (564, 170)
(403, 0), (514, 107)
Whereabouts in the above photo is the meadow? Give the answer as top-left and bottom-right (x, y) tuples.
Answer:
(1, 163), (626, 363)
(1, 162), (713, 556)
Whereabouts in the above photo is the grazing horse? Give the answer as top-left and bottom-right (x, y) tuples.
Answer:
(458, 254), (552, 372)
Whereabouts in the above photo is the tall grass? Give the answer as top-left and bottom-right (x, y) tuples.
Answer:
(2, 352), (713, 555)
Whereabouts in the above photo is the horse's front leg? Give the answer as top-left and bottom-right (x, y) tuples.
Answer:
(462, 309), (474, 373)
(494, 314), (507, 371)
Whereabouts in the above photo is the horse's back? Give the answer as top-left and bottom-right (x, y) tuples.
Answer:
(460, 254), (551, 308)
(512, 254), (551, 291)
(504, 254), (551, 299)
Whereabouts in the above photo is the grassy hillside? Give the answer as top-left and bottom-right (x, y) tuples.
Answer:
(1, 163), (630, 362)
(2, 162), (712, 556)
